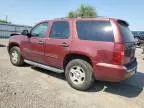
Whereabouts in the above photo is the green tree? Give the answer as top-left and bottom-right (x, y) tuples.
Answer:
(0, 19), (8, 24)
(68, 11), (77, 18)
(68, 4), (97, 18)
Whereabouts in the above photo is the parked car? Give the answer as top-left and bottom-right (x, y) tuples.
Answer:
(8, 18), (137, 90)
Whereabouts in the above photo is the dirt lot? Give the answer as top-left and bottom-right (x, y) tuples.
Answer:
(0, 39), (144, 108)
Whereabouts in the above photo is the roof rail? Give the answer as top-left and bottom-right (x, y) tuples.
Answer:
(54, 17), (67, 20)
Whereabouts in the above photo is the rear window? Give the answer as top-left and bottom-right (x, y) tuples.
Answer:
(76, 20), (114, 42)
(119, 22), (134, 42)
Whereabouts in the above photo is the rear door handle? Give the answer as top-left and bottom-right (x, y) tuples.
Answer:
(60, 42), (69, 47)
(37, 41), (44, 45)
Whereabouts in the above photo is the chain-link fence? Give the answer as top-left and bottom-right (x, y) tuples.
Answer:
(0, 23), (32, 38)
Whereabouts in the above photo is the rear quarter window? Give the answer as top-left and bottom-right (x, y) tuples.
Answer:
(76, 20), (114, 42)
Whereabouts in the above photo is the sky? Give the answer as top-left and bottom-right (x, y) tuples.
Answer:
(0, 0), (143, 31)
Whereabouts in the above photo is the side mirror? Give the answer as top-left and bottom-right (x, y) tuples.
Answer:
(22, 30), (31, 37)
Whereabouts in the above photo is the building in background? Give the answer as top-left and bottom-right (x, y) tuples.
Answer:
(0, 23), (32, 38)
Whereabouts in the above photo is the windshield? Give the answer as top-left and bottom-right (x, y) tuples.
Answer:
(119, 24), (134, 42)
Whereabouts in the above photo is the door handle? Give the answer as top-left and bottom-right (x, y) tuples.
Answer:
(60, 42), (69, 47)
(37, 41), (44, 45)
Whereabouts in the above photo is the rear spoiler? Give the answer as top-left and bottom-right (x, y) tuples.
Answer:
(117, 20), (129, 26)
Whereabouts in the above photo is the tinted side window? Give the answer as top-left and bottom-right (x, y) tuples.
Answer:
(50, 21), (69, 39)
(119, 24), (134, 42)
(76, 21), (114, 42)
(31, 22), (48, 38)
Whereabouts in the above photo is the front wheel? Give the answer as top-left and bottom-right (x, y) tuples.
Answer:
(65, 59), (94, 91)
(9, 46), (24, 66)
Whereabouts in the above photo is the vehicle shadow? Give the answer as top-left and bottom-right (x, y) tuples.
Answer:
(88, 72), (144, 98)
(0, 44), (6, 47)
(31, 66), (144, 98)
(31, 67), (66, 80)
(21, 63), (31, 67)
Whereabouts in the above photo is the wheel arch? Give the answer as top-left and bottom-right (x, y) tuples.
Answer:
(63, 53), (93, 69)
(8, 42), (20, 53)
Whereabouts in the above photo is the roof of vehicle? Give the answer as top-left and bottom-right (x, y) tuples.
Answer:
(41, 17), (123, 22)
(35, 17), (128, 27)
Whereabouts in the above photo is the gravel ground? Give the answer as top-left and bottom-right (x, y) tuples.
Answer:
(0, 39), (144, 108)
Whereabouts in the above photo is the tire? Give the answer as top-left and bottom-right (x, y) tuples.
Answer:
(65, 59), (94, 91)
(9, 46), (24, 66)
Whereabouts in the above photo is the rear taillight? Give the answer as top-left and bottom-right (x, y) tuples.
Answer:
(112, 43), (125, 65)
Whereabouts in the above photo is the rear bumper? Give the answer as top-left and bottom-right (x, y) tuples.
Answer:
(123, 58), (137, 79)
(93, 58), (137, 82)
(124, 66), (137, 79)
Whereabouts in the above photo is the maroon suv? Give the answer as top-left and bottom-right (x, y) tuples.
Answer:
(8, 18), (137, 90)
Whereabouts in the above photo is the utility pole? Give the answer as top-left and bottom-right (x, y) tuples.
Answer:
(5, 15), (8, 22)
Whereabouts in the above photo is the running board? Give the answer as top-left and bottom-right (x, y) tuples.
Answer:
(24, 60), (64, 73)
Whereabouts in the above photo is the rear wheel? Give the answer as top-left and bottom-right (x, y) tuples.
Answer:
(9, 46), (24, 66)
(65, 59), (94, 91)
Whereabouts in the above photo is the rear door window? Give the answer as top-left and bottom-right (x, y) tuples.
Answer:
(50, 21), (69, 39)
(76, 20), (114, 42)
